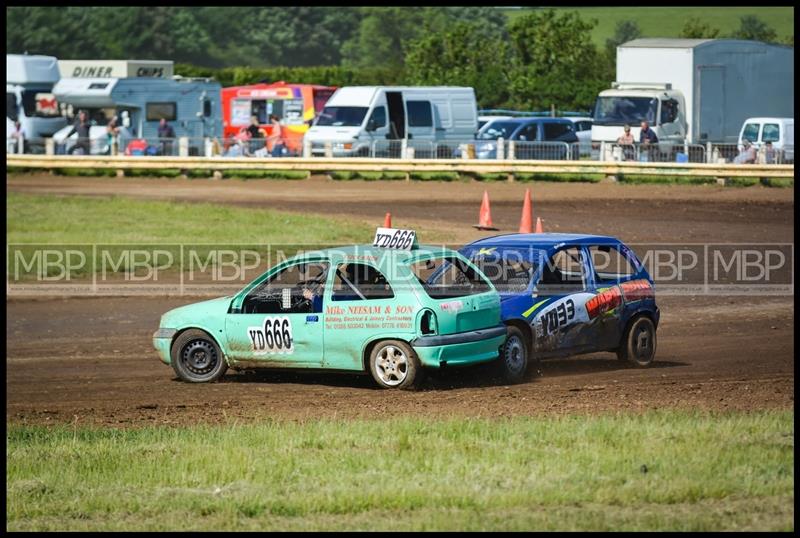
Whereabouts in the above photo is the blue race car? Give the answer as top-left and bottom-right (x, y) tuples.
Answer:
(460, 233), (660, 382)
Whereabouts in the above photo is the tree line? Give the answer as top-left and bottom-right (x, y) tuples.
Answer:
(7, 7), (791, 111)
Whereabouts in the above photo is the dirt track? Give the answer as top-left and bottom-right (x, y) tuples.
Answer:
(6, 174), (795, 425)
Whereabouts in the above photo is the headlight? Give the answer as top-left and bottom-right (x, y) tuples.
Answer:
(333, 142), (354, 150)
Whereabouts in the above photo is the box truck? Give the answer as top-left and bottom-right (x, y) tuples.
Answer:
(591, 39), (794, 150)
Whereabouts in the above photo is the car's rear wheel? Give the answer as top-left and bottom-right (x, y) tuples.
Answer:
(171, 329), (228, 383)
(496, 326), (529, 383)
(617, 316), (657, 367)
(369, 340), (423, 390)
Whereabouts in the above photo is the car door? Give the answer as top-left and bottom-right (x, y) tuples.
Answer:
(529, 245), (601, 357)
(321, 261), (398, 370)
(405, 99), (435, 155)
(224, 260), (328, 367)
(586, 244), (640, 351)
(363, 104), (389, 155)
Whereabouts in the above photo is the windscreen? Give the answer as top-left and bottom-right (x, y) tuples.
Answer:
(464, 248), (540, 294)
(593, 96), (657, 126)
(315, 106), (368, 127)
(410, 256), (491, 299)
(477, 121), (518, 140)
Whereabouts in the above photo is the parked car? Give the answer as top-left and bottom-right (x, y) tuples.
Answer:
(154, 228), (510, 389)
(460, 233), (660, 377)
(474, 118), (579, 160)
(478, 115), (511, 132)
(738, 117), (794, 163)
(564, 116), (593, 157)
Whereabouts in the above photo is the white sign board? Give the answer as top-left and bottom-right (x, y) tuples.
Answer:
(372, 228), (417, 250)
(58, 60), (174, 79)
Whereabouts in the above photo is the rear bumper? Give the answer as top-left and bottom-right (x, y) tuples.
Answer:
(412, 325), (508, 368)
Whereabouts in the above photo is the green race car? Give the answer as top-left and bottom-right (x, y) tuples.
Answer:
(153, 228), (509, 389)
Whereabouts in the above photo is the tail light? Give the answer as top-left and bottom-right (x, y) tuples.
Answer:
(420, 309), (438, 336)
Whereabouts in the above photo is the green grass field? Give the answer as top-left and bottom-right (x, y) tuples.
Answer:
(6, 410), (793, 531)
(6, 192), (382, 279)
(502, 7), (794, 47)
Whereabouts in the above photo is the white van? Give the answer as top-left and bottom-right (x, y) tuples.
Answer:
(738, 117), (794, 163)
(305, 86), (478, 157)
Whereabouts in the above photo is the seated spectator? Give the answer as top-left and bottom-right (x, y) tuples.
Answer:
(733, 139), (757, 164)
(763, 140), (776, 164)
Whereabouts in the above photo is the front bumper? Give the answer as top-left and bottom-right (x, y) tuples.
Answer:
(153, 328), (177, 364)
(411, 325), (508, 368)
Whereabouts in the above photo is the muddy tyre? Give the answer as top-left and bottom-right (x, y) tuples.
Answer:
(496, 326), (529, 384)
(617, 316), (657, 367)
(369, 340), (424, 390)
(171, 329), (228, 383)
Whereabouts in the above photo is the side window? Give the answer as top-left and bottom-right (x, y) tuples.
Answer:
(406, 100), (433, 127)
(762, 124), (780, 143)
(146, 102), (176, 122)
(543, 122), (572, 140)
(742, 123), (760, 143)
(368, 106), (387, 129)
(242, 261), (329, 314)
(660, 99), (679, 124)
(332, 263), (394, 301)
(517, 124), (538, 141)
(538, 247), (586, 295)
(589, 245), (636, 284)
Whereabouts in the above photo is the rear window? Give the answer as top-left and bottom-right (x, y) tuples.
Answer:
(410, 256), (491, 299)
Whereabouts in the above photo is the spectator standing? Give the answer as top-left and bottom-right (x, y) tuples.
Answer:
(639, 120), (658, 162)
(763, 140), (776, 164)
(616, 124), (635, 161)
(9, 120), (26, 153)
(246, 114), (264, 154)
(157, 118), (176, 156)
(106, 116), (120, 155)
(67, 110), (92, 155)
(267, 114), (286, 157)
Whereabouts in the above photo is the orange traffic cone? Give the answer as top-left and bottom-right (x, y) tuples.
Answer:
(473, 190), (499, 231)
(519, 188), (533, 233)
(384, 212), (392, 228)
(534, 217), (544, 233)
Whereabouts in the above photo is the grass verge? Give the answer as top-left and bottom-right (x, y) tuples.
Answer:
(7, 192), (375, 278)
(6, 410), (793, 531)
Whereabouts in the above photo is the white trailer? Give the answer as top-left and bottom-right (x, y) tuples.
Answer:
(591, 38), (794, 147)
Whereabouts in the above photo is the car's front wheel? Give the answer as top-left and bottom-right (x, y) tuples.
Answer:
(617, 316), (657, 367)
(369, 340), (424, 390)
(496, 326), (529, 383)
(171, 329), (228, 383)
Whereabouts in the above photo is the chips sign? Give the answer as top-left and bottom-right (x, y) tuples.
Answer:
(373, 228), (417, 250)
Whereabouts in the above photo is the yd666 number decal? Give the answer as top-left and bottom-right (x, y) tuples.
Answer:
(248, 316), (294, 355)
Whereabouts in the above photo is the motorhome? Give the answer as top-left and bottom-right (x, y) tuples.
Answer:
(51, 60), (222, 155)
(305, 86), (478, 157)
(591, 39), (794, 152)
(6, 54), (67, 152)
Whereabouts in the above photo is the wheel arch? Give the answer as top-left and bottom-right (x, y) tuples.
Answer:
(362, 336), (414, 373)
(504, 318), (533, 354)
(170, 326), (230, 365)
